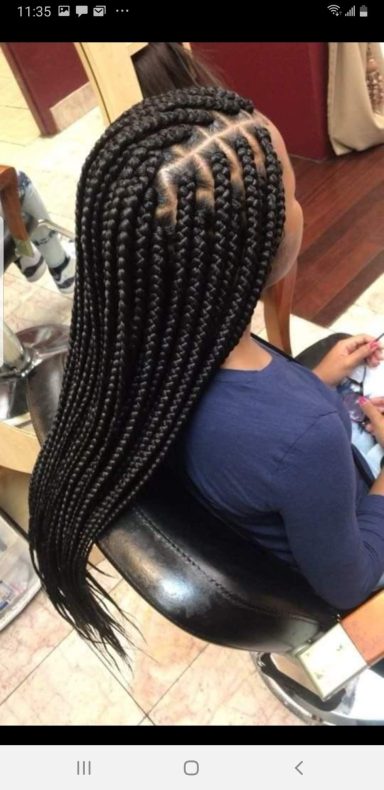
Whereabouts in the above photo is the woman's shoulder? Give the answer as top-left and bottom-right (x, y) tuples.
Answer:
(210, 347), (341, 421)
(174, 356), (345, 468)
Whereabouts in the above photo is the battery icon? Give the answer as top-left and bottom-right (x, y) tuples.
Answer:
(360, 5), (368, 15)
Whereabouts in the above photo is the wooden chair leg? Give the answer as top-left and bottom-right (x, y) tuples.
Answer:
(262, 260), (298, 355)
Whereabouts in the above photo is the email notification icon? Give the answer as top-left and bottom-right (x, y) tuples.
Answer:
(93, 4), (106, 14)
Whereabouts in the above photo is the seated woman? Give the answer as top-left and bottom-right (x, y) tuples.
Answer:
(28, 86), (384, 661)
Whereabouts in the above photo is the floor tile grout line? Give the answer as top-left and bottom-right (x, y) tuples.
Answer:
(138, 713), (156, 725)
(0, 103), (31, 110)
(148, 652), (260, 725)
(0, 569), (122, 709)
(0, 140), (27, 148)
(76, 636), (148, 721)
(0, 591), (148, 722)
(85, 618), (209, 717)
(144, 642), (209, 719)
(0, 616), (75, 706)
(13, 282), (75, 301)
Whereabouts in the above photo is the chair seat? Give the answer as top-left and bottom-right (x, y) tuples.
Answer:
(100, 462), (337, 652)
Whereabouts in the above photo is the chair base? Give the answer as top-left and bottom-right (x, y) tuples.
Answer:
(0, 376), (30, 421)
(253, 652), (384, 726)
(0, 325), (69, 421)
(16, 324), (70, 364)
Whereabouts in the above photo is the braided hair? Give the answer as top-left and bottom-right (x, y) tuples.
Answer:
(28, 86), (285, 662)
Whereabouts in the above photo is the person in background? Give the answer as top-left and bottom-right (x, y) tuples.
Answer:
(0, 170), (76, 294)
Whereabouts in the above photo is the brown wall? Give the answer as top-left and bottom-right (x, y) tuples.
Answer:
(192, 43), (333, 160)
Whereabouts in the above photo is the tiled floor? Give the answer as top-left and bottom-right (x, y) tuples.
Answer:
(1, 49), (384, 725)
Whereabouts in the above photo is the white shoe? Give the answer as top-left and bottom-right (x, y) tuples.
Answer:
(14, 242), (48, 282)
(48, 238), (76, 295)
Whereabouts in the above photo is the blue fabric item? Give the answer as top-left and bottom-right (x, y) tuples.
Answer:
(167, 337), (384, 610)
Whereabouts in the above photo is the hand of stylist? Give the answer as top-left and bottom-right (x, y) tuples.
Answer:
(312, 335), (384, 388)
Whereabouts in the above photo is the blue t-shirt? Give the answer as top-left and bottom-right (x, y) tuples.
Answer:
(167, 338), (384, 610)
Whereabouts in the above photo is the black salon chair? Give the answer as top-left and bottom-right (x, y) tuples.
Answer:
(26, 332), (384, 726)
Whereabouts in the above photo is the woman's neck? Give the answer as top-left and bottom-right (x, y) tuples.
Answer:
(220, 326), (272, 371)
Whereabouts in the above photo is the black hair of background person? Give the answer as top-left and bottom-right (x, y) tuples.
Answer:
(133, 42), (227, 95)
(28, 85), (286, 662)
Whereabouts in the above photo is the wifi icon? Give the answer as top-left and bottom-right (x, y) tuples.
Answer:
(328, 4), (341, 12)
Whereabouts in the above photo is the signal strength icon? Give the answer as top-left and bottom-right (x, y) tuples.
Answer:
(345, 4), (355, 13)
(327, 4), (341, 13)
